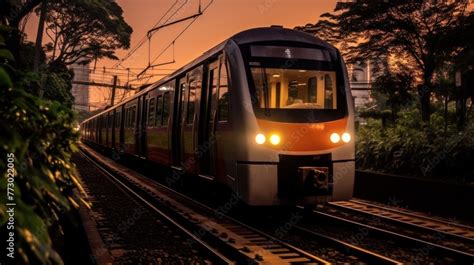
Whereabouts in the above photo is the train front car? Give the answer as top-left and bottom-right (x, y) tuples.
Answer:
(224, 28), (355, 206)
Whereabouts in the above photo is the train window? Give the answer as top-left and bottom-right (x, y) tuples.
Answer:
(131, 106), (136, 128)
(126, 107), (132, 128)
(108, 114), (113, 129)
(308, 77), (317, 103)
(324, 74), (334, 109)
(156, 95), (163, 126)
(187, 81), (197, 124)
(250, 68), (337, 110)
(127, 107), (131, 128)
(124, 109), (129, 128)
(115, 111), (121, 129)
(180, 83), (186, 123)
(209, 68), (218, 122)
(218, 61), (229, 121)
(163, 92), (170, 125)
(148, 98), (156, 127)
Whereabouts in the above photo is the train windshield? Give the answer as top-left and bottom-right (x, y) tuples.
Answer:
(251, 68), (337, 110)
(243, 44), (347, 123)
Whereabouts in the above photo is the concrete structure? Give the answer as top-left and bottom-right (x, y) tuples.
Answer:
(71, 64), (90, 111)
(347, 60), (379, 108)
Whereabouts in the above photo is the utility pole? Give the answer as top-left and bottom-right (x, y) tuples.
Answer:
(111, 75), (118, 106)
(34, 0), (48, 72)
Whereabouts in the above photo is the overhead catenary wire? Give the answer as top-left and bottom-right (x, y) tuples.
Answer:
(76, 0), (214, 95)
(141, 0), (215, 85)
(137, 0), (205, 78)
(70, 67), (175, 83)
(113, 0), (195, 70)
(112, 0), (181, 68)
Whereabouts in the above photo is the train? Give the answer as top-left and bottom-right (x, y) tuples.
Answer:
(80, 27), (355, 206)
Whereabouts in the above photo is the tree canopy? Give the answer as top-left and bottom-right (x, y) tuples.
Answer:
(296, 0), (474, 121)
(0, 0), (43, 27)
(44, 0), (132, 66)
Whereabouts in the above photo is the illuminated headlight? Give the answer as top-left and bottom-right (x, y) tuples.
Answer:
(269, 134), (281, 145)
(255, 134), (266, 144)
(330, 133), (340, 143)
(342, 132), (351, 143)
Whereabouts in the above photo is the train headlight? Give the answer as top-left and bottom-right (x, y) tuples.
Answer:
(269, 134), (281, 145)
(342, 132), (351, 143)
(255, 133), (266, 144)
(330, 133), (340, 143)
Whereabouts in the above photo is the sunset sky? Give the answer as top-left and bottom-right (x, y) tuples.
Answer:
(26, 0), (340, 107)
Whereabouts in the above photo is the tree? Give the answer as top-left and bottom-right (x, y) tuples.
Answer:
(0, 0), (43, 63)
(297, 0), (474, 122)
(44, 0), (132, 66)
(0, 0), (43, 27)
(372, 71), (414, 120)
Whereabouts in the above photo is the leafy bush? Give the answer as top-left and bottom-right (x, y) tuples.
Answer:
(0, 27), (83, 264)
(356, 107), (474, 183)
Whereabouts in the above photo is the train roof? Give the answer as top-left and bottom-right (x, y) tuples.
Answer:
(231, 27), (334, 48)
(82, 27), (335, 124)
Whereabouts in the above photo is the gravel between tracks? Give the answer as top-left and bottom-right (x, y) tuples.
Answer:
(303, 207), (457, 264)
(241, 209), (453, 264)
(73, 153), (212, 264)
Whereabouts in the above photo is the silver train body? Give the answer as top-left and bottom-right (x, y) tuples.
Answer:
(81, 27), (355, 206)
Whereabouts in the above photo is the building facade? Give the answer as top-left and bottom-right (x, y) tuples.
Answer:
(71, 64), (90, 111)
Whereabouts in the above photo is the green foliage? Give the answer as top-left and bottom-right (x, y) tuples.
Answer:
(357, 107), (474, 183)
(358, 109), (392, 120)
(372, 71), (414, 116)
(45, 0), (133, 65)
(0, 27), (83, 264)
(43, 67), (74, 108)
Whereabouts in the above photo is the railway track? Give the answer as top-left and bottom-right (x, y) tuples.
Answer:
(79, 144), (404, 264)
(288, 224), (401, 264)
(330, 199), (474, 242)
(309, 200), (474, 263)
(79, 145), (329, 264)
(79, 149), (232, 264)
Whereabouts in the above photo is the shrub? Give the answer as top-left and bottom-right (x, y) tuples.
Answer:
(0, 27), (83, 264)
(356, 107), (474, 183)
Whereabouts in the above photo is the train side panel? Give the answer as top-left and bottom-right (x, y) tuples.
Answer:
(145, 84), (173, 166)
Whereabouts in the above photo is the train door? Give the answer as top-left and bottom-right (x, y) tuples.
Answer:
(138, 95), (148, 158)
(215, 56), (231, 184)
(124, 100), (138, 154)
(118, 106), (124, 152)
(99, 116), (103, 145)
(172, 77), (187, 169)
(172, 67), (202, 173)
(106, 112), (112, 147)
(111, 109), (116, 149)
(198, 59), (219, 177)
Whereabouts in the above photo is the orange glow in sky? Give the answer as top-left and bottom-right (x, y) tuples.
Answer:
(26, 0), (339, 107)
(28, 0), (338, 73)
(116, 0), (337, 69)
